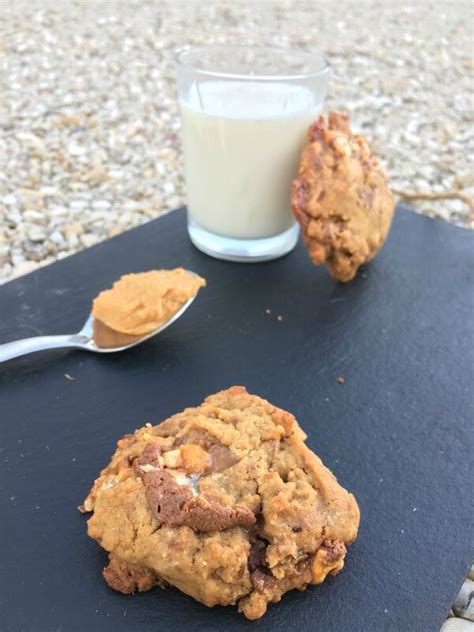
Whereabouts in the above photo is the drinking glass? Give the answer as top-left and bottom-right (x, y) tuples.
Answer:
(176, 46), (330, 262)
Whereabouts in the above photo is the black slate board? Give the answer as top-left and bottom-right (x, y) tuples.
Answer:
(1, 206), (473, 632)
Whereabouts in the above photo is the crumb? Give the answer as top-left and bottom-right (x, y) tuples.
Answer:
(337, 376), (345, 384)
(277, 315), (283, 322)
(64, 373), (75, 381)
(265, 309), (271, 315)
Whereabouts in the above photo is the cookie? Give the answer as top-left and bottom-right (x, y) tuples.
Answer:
(292, 112), (395, 282)
(81, 386), (360, 619)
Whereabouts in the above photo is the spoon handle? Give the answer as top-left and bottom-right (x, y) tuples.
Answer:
(0, 334), (86, 362)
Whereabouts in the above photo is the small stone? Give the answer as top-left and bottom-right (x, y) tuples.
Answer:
(439, 618), (474, 631)
(40, 186), (58, 196)
(17, 131), (43, 147)
(20, 195), (45, 211)
(56, 114), (82, 127)
(122, 200), (140, 211)
(436, 123), (456, 144)
(68, 142), (86, 156)
(277, 315), (283, 322)
(108, 169), (124, 179)
(82, 168), (108, 184)
(11, 260), (39, 278)
(19, 187), (44, 198)
(92, 199), (111, 210)
(107, 225), (123, 238)
(49, 231), (65, 246)
(455, 170), (474, 189)
(49, 207), (68, 218)
(24, 248), (46, 262)
(108, 61), (121, 74)
(3, 194), (17, 205)
(337, 376), (345, 385)
(70, 200), (88, 211)
(23, 210), (45, 223)
(126, 123), (140, 138)
(453, 578), (474, 621)
(80, 233), (99, 248)
(27, 227), (46, 243)
(119, 211), (135, 225)
(62, 223), (85, 239)
(76, 191), (94, 200)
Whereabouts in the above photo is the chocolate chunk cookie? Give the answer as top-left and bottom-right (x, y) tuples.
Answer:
(81, 386), (360, 619)
(292, 112), (395, 282)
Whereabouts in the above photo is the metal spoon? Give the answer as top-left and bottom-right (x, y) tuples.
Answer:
(0, 271), (201, 363)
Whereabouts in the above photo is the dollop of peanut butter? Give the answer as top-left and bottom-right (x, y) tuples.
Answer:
(91, 268), (206, 348)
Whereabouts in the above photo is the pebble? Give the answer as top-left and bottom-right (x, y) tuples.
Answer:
(453, 579), (474, 621)
(1, 0), (473, 290)
(80, 234), (99, 248)
(62, 223), (85, 239)
(27, 227), (47, 243)
(67, 142), (87, 157)
(108, 225), (124, 238)
(10, 260), (40, 278)
(23, 210), (45, 223)
(48, 207), (68, 218)
(3, 194), (18, 206)
(92, 200), (111, 211)
(70, 200), (88, 211)
(439, 618), (474, 632)
(40, 186), (58, 196)
(49, 230), (65, 247)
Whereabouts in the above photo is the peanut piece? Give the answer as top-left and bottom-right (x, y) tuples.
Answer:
(162, 449), (182, 468)
(180, 444), (211, 474)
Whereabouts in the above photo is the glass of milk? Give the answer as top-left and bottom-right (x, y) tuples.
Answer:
(176, 46), (330, 262)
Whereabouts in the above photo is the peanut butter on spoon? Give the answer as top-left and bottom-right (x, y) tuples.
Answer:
(92, 269), (206, 348)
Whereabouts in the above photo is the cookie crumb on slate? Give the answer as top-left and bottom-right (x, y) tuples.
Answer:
(277, 315), (283, 322)
(64, 373), (75, 381)
(337, 376), (345, 384)
(264, 309), (271, 315)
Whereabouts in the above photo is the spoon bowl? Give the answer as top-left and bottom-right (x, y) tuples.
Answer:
(0, 270), (201, 363)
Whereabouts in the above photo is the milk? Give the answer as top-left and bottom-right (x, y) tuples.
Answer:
(179, 81), (319, 240)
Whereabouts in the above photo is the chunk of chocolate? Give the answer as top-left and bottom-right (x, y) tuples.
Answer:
(136, 443), (255, 533)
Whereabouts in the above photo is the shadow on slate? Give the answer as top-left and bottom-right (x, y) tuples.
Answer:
(0, 205), (473, 632)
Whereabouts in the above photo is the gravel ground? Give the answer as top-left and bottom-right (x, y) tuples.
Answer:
(1, 1), (473, 284)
